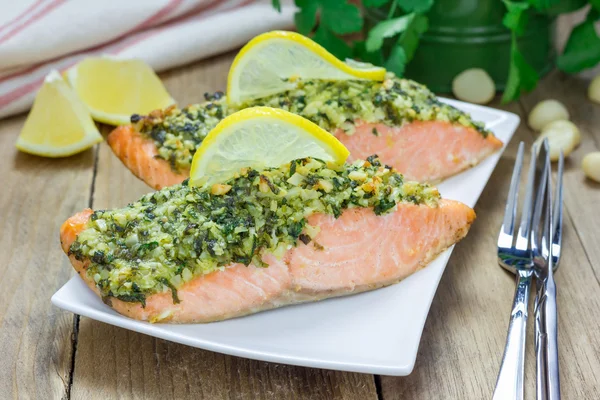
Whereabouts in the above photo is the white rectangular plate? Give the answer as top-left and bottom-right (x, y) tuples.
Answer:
(52, 99), (519, 376)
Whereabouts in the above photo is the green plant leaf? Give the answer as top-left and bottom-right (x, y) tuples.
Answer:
(558, 13), (600, 73)
(592, 0), (600, 11)
(397, 0), (434, 13)
(313, 26), (352, 59)
(526, 0), (560, 10)
(294, 0), (318, 35)
(397, 13), (428, 61)
(384, 45), (407, 76)
(320, 0), (363, 35)
(529, 0), (587, 15)
(502, 1), (530, 36)
(502, 37), (539, 103)
(353, 41), (385, 66)
(365, 14), (414, 52)
(272, 0), (281, 12)
(363, 0), (391, 7)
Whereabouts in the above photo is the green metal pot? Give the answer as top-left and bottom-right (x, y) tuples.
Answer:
(366, 0), (555, 93)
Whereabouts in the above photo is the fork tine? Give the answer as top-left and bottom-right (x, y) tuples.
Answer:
(499, 142), (525, 247)
(540, 142), (561, 400)
(515, 143), (537, 249)
(531, 140), (549, 251)
(542, 152), (553, 266)
(552, 152), (564, 258)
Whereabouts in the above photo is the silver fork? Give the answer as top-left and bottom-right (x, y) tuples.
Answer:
(532, 140), (563, 400)
(493, 142), (538, 400)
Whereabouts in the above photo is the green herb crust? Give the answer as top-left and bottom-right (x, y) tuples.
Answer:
(135, 74), (489, 172)
(244, 73), (488, 136)
(69, 157), (440, 305)
(133, 91), (228, 173)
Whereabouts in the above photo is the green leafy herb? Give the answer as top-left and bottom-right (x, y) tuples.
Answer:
(397, 0), (434, 13)
(158, 277), (180, 304)
(557, 10), (600, 73)
(294, 1), (318, 34)
(363, 0), (390, 7)
(138, 241), (159, 256)
(366, 14), (414, 52)
(529, 0), (587, 15)
(293, 0), (363, 59)
(502, 1), (530, 36)
(352, 40), (385, 66)
(272, 0), (281, 12)
(320, 1), (363, 34)
(503, 37), (539, 103)
(501, 1), (539, 103)
(395, 13), (428, 61)
(292, 0), (431, 77)
(313, 25), (352, 59)
(363, 0), (431, 77)
(384, 44), (408, 76)
(283, 0), (600, 103)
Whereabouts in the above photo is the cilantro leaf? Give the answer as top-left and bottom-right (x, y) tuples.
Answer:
(313, 25), (352, 60)
(502, 37), (539, 103)
(529, 0), (587, 15)
(502, 1), (530, 37)
(557, 12), (600, 73)
(320, 0), (363, 35)
(353, 41), (385, 66)
(526, 0), (561, 10)
(397, 0), (434, 13)
(363, 0), (391, 7)
(397, 13), (428, 60)
(272, 0), (281, 12)
(294, 0), (318, 34)
(384, 45), (407, 76)
(366, 14), (414, 52)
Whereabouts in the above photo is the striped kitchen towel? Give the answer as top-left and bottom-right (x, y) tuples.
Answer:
(0, 0), (294, 119)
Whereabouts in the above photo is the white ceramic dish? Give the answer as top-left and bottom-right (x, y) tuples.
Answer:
(52, 99), (519, 376)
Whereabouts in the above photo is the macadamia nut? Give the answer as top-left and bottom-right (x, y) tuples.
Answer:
(452, 68), (495, 105)
(528, 100), (569, 131)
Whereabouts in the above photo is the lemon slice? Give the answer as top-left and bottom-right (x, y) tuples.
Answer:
(227, 30), (386, 105)
(65, 57), (175, 125)
(16, 70), (103, 157)
(189, 107), (350, 187)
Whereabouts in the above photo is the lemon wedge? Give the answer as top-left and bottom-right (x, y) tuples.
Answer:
(65, 57), (175, 125)
(16, 70), (103, 157)
(189, 107), (350, 187)
(227, 30), (386, 105)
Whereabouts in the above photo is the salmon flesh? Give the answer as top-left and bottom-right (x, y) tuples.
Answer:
(59, 158), (475, 323)
(108, 77), (503, 190)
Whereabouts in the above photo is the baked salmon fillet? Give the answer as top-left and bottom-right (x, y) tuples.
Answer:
(108, 75), (502, 190)
(60, 157), (475, 323)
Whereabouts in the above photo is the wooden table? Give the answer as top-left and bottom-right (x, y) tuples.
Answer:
(1, 51), (599, 399)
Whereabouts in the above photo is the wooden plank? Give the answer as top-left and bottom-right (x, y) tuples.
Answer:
(0, 113), (96, 398)
(70, 53), (378, 400)
(520, 71), (600, 278)
(380, 97), (600, 398)
(72, 321), (376, 400)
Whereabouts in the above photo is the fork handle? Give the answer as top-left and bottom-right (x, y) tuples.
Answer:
(545, 275), (560, 400)
(493, 270), (532, 400)
(535, 274), (560, 400)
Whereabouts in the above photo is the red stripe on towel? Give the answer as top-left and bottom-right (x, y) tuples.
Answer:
(0, 0), (250, 109)
(0, 0), (229, 85)
(0, 0), (46, 33)
(128, 0), (184, 32)
(0, 0), (66, 45)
